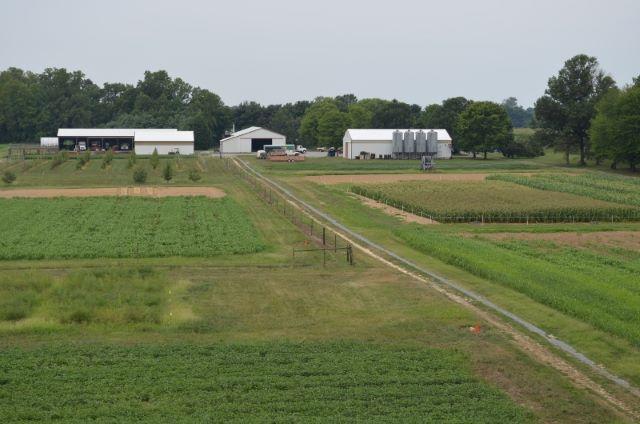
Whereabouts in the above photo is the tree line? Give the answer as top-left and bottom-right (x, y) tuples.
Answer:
(0, 57), (637, 168)
(0, 67), (532, 152)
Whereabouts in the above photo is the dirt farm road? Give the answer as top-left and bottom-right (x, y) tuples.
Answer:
(0, 186), (225, 198)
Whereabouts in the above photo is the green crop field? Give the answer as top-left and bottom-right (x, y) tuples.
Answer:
(351, 179), (639, 222)
(395, 225), (640, 346)
(490, 172), (640, 206)
(0, 196), (264, 259)
(0, 342), (531, 423)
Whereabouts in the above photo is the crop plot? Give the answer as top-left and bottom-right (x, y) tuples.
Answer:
(351, 180), (639, 222)
(0, 196), (264, 260)
(0, 343), (531, 422)
(0, 268), (167, 325)
(396, 225), (640, 346)
(489, 173), (640, 207)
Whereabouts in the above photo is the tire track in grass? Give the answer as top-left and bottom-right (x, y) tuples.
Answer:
(234, 157), (640, 420)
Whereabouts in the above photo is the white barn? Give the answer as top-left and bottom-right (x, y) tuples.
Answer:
(342, 129), (453, 159)
(134, 130), (194, 155)
(220, 127), (286, 154)
(56, 129), (194, 155)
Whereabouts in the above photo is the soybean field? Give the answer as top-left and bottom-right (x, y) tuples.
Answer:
(0, 196), (265, 259)
(0, 342), (532, 423)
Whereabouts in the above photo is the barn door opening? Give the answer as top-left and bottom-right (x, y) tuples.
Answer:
(251, 138), (272, 152)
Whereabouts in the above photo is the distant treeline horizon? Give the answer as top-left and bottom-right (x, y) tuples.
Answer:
(0, 67), (533, 150)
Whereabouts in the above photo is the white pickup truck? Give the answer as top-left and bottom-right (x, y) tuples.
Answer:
(295, 145), (307, 154)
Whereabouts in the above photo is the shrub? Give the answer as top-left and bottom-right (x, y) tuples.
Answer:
(127, 152), (137, 169)
(101, 148), (114, 169)
(162, 162), (173, 182)
(50, 152), (67, 169)
(133, 167), (147, 184)
(188, 169), (202, 182)
(150, 148), (159, 169)
(76, 151), (91, 170)
(2, 170), (16, 184)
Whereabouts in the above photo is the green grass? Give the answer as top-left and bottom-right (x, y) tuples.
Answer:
(0, 268), (166, 326)
(0, 264), (623, 422)
(351, 179), (638, 222)
(395, 225), (640, 347)
(0, 342), (532, 423)
(246, 156), (549, 175)
(490, 172), (640, 207)
(0, 196), (264, 260)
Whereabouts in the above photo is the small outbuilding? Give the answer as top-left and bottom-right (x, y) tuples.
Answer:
(342, 129), (453, 159)
(220, 127), (286, 154)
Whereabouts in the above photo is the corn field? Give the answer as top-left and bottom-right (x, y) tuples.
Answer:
(351, 180), (640, 223)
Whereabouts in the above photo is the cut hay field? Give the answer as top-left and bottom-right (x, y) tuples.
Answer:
(0, 196), (264, 259)
(351, 179), (639, 223)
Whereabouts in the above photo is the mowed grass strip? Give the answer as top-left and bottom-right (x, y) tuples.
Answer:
(0, 342), (532, 423)
(351, 180), (639, 222)
(247, 156), (544, 175)
(395, 225), (640, 346)
(0, 196), (264, 260)
(489, 172), (640, 207)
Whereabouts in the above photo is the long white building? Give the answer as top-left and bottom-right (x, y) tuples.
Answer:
(55, 128), (195, 155)
(342, 129), (452, 159)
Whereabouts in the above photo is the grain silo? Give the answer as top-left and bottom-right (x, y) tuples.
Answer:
(403, 130), (415, 154)
(415, 130), (427, 153)
(427, 130), (438, 155)
(392, 130), (403, 154)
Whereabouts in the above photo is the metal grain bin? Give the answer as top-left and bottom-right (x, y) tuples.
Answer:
(403, 130), (415, 153)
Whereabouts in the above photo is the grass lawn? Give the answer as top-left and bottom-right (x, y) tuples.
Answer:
(245, 155), (553, 176)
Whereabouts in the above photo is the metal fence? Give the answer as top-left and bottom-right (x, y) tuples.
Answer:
(227, 158), (355, 265)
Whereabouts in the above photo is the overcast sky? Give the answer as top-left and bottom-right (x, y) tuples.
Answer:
(1, 0), (638, 108)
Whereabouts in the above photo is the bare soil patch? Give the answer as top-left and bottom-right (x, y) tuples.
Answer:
(351, 193), (438, 225)
(305, 173), (490, 185)
(480, 231), (640, 251)
(0, 186), (225, 199)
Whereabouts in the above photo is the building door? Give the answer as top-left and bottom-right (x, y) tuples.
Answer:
(251, 138), (272, 152)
